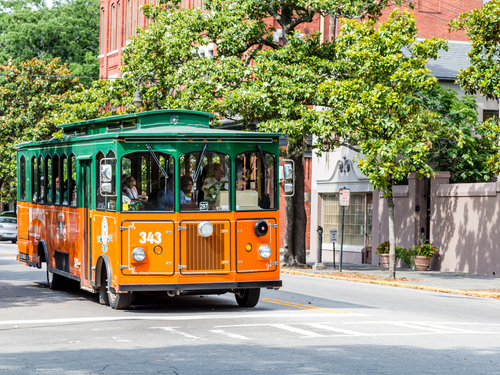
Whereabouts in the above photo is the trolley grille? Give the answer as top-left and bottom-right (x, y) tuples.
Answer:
(183, 222), (229, 272)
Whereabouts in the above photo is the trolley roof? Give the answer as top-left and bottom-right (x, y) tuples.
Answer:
(16, 109), (281, 149)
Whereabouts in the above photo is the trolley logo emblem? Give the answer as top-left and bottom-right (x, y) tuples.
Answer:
(55, 211), (66, 241)
(97, 217), (113, 252)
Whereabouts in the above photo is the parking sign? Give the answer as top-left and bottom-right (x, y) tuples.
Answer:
(339, 188), (350, 206)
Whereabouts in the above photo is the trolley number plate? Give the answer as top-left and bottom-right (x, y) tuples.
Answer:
(139, 232), (161, 244)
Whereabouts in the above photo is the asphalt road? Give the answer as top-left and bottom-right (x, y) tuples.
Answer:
(1, 241), (500, 374)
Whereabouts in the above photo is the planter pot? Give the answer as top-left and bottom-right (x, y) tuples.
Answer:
(414, 256), (431, 271)
(379, 253), (390, 268)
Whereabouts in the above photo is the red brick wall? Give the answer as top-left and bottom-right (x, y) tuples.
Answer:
(379, 1), (482, 41)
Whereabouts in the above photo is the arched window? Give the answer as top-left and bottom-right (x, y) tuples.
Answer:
(52, 155), (60, 205)
(96, 151), (117, 211)
(38, 155), (45, 204)
(31, 156), (38, 203)
(69, 154), (77, 207)
(19, 156), (26, 202)
(61, 154), (69, 205)
(96, 151), (105, 209)
(46, 155), (53, 204)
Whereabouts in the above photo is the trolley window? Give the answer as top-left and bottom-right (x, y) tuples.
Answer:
(19, 156), (26, 201)
(179, 151), (230, 212)
(235, 151), (276, 210)
(121, 151), (174, 212)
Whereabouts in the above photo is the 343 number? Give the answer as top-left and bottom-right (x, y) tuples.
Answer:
(139, 232), (161, 244)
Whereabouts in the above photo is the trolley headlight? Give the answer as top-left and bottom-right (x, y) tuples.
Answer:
(132, 247), (147, 262)
(198, 221), (214, 237)
(258, 244), (272, 259)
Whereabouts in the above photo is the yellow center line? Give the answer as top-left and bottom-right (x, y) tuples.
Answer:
(260, 297), (347, 314)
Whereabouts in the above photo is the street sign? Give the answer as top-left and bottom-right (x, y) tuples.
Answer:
(329, 229), (338, 243)
(339, 188), (350, 206)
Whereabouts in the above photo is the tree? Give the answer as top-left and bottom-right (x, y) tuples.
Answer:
(448, 0), (500, 176)
(116, 0), (408, 266)
(0, 0), (100, 82)
(312, 10), (500, 278)
(0, 58), (83, 201)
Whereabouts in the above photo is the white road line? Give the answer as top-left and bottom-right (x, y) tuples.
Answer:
(388, 322), (454, 333)
(150, 327), (201, 340)
(0, 311), (340, 326)
(210, 329), (250, 340)
(271, 324), (325, 337)
(306, 323), (364, 336)
(422, 324), (479, 333)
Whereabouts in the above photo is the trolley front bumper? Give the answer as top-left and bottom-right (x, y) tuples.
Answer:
(119, 280), (282, 292)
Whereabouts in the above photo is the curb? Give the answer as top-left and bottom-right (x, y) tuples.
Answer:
(281, 269), (500, 300)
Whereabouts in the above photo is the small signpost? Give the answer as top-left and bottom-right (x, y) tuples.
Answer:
(329, 228), (337, 268)
(338, 187), (350, 272)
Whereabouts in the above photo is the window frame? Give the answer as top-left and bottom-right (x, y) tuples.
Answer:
(120, 150), (175, 213)
(179, 151), (231, 213)
(235, 150), (277, 212)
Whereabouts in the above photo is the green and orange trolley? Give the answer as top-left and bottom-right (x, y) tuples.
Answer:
(16, 110), (285, 309)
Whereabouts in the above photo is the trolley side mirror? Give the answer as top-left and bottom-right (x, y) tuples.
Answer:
(279, 160), (295, 197)
(101, 182), (113, 194)
(100, 164), (112, 183)
(99, 158), (117, 197)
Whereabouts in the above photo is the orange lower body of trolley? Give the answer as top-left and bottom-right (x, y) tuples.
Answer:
(16, 203), (281, 309)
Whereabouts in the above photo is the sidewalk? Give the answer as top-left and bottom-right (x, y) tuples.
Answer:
(281, 262), (500, 300)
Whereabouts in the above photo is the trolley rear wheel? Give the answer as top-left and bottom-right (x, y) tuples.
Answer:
(235, 288), (260, 307)
(46, 264), (63, 290)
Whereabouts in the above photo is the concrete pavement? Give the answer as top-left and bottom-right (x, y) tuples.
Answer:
(281, 262), (500, 300)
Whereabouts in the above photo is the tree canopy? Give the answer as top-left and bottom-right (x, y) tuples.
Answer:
(0, 0), (100, 80)
(0, 58), (82, 201)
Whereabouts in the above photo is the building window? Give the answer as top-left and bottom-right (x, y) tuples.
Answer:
(100, 8), (105, 54)
(322, 194), (370, 246)
(137, 0), (141, 28)
(116, 2), (121, 49)
(111, 4), (116, 51)
(132, 0), (136, 35)
(483, 109), (499, 122)
(126, 0), (130, 39)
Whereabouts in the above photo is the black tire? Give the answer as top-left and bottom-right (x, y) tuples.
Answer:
(99, 269), (109, 305)
(235, 288), (260, 307)
(108, 290), (133, 310)
(11, 240), (17, 244)
(46, 264), (63, 290)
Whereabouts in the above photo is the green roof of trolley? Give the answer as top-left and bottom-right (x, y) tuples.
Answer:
(16, 109), (281, 149)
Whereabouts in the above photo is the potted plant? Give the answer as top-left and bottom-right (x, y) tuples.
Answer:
(396, 246), (415, 270)
(413, 236), (438, 271)
(376, 241), (390, 268)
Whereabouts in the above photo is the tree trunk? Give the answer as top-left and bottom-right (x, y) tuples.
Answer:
(282, 143), (307, 266)
(386, 181), (397, 279)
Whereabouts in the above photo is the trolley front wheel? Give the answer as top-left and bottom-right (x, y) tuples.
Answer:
(108, 290), (133, 310)
(235, 288), (260, 308)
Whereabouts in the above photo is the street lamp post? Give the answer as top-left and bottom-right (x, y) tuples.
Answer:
(133, 73), (158, 110)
